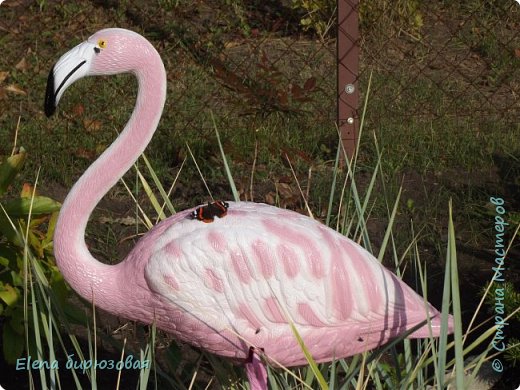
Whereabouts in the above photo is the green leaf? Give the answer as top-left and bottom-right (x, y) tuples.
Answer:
(63, 302), (88, 324)
(0, 284), (19, 306)
(0, 256), (9, 267)
(2, 196), (61, 217)
(42, 211), (59, 250)
(10, 269), (23, 287)
(0, 209), (23, 247)
(49, 273), (68, 305)
(0, 148), (26, 196)
(0, 246), (18, 269)
(8, 305), (25, 334)
(0, 196), (61, 247)
(3, 319), (25, 364)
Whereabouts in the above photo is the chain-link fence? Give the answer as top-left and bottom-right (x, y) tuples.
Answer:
(361, 1), (519, 117)
(1, 0), (518, 190)
(121, 0), (520, 167)
(147, 0), (338, 153)
(338, 1), (519, 160)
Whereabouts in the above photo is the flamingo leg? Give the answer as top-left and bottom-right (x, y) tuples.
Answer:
(245, 347), (268, 390)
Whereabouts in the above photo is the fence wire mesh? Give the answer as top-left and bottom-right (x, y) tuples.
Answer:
(148, 1), (338, 144)
(361, 1), (520, 120)
(100, 0), (519, 164)
(0, 0), (518, 192)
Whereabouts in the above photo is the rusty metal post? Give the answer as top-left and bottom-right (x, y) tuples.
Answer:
(337, 0), (360, 159)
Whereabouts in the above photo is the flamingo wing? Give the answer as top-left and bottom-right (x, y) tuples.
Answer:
(144, 202), (437, 363)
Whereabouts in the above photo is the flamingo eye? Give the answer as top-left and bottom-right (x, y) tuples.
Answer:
(97, 39), (107, 49)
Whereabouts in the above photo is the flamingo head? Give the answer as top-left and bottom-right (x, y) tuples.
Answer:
(44, 28), (157, 117)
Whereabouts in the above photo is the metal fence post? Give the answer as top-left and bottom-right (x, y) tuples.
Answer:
(337, 0), (360, 159)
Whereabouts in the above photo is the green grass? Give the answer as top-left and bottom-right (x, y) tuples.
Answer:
(10, 152), (515, 386)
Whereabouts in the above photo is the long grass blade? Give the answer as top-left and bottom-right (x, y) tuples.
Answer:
(448, 200), (465, 389)
(352, 71), (372, 167)
(24, 170), (48, 389)
(377, 185), (402, 262)
(288, 322), (328, 389)
(211, 113), (239, 202)
(437, 216), (452, 387)
(120, 177), (153, 229)
(141, 153), (176, 215)
(155, 157), (186, 222)
(342, 151), (372, 253)
(135, 167), (166, 221)
(115, 338), (126, 390)
(30, 272), (48, 390)
(139, 322), (156, 390)
(284, 153), (314, 218)
(356, 148), (381, 236)
(185, 142), (213, 200)
(326, 136), (342, 227)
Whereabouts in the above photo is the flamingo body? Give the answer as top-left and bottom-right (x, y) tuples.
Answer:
(141, 202), (444, 365)
(45, 28), (453, 385)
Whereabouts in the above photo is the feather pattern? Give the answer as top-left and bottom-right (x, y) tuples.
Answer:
(144, 202), (443, 365)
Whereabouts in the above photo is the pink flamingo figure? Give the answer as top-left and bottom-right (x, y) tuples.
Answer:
(45, 28), (453, 389)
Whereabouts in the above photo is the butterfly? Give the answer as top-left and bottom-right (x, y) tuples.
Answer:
(191, 201), (229, 223)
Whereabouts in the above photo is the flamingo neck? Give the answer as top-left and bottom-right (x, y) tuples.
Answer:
(54, 53), (166, 314)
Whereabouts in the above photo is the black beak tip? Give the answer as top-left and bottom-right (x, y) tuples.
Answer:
(44, 102), (56, 118)
(44, 64), (56, 117)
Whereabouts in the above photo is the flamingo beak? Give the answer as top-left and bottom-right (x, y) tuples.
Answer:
(45, 41), (97, 117)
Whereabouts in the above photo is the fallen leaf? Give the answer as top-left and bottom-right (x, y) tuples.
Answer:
(290, 84), (304, 99)
(21, 183), (37, 198)
(72, 104), (85, 117)
(74, 148), (96, 160)
(0, 71), (8, 84)
(277, 175), (292, 184)
(3, 0), (25, 7)
(278, 90), (288, 106)
(277, 182), (294, 199)
(224, 41), (241, 49)
(515, 48), (520, 58)
(264, 192), (276, 205)
(4, 84), (26, 95)
(15, 57), (28, 72)
(98, 216), (136, 226)
(304, 77), (316, 91)
(83, 119), (102, 133)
